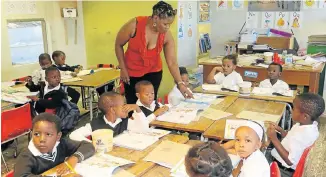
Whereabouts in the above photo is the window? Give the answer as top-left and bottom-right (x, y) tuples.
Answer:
(7, 19), (48, 65)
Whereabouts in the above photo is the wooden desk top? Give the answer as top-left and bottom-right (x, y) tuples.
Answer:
(63, 69), (120, 88)
(42, 134), (189, 177)
(150, 96), (238, 133)
(141, 140), (202, 177)
(193, 86), (296, 103)
(203, 98), (286, 140)
(199, 58), (325, 73)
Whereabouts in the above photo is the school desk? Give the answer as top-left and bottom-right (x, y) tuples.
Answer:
(1, 101), (16, 111)
(42, 134), (189, 177)
(203, 98), (286, 141)
(199, 59), (325, 94)
(150, 96), (238, 133)
(140, 140), (202, 177)
(64, 69), (120, 120)
(193, 86), (296, 103)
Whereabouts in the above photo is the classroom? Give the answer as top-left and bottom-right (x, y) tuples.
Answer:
(1, 0), (326, 177)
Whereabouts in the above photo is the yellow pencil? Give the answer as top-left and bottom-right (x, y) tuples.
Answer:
(64, 161), (77, 174)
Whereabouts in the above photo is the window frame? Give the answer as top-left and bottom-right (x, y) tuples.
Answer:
(7, 18), (48, 65)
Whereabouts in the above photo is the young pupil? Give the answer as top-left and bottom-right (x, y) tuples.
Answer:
(134, 80), (169, 121)
(268, 93), (325, 177)
(223, 121), (270, 177)
(206, 55), (243, 90)
(14, 113), (95, 177)
(52, 50), (82, 76)
(69, 91), (143, 142)
(25, 53), (53, 89)
(259, 62), (289, 90)
(185, 141), (233, 177)
(168, 67), (192, 105)
(27, 67), (80, 113)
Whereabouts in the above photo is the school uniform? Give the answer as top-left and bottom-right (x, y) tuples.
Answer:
(271, 121), (319, 175)
(136, 99), (163, 122)
(168, 85), (192, 105)
(14, 138), (95, 177)
(54, 64), (80, 72)
(259, 79), (289, 91)
(214, 71), (243, 89)
(238, 150), (270, 177)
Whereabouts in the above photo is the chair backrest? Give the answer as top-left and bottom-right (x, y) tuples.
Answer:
(293, 145), (314, 177)
(5, 170), (14, 177)
(12, 76), (30, 82)
(164, 94), (169, 104)
(270, 161), (281, 177)
(1, 104), (32, 142)
(97, 64), (114, 68)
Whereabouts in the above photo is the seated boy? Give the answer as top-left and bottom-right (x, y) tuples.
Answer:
(25, 53), (53, 89)
(69, 91), (143, 142)
(27, 67), (80, 113)
(259, 62), (289, 91)
(206, 55), (243, 90)
(168, 67), (192, 105)
(52, 50), (82, 73)
(14, 113), (95, 177)
(267, 93), (325, 177)
(134, 80), (169, 121)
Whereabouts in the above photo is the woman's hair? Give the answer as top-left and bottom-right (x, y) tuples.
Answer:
(152, 1), (177, 19)
(185, 141), (233, 177)
(179, 67), (188, 76)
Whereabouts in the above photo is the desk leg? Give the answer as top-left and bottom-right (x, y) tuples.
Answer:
(81, 87), (86, 108)
(309, 72), (320, 94)
(89, 88), (93, 120)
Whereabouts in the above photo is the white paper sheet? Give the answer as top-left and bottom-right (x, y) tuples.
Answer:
(156, 107), (198, 124)
(202, 84), (222, 91)
(199, 107), (233, 120)
(236, 111), (280, 122)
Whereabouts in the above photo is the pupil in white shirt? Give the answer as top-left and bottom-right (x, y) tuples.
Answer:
(52, 50), (66, 66)
(222, 58), (236, 76)
(39, 53), (53, 70)
(206, 54), (238, 84)
(45, 67), (61, 89)
(234, 126), (262, 159)
(135, 80), (155, 108)
(267, 63), (283, 86)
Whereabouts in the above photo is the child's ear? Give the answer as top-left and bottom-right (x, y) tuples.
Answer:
(136, 93), (140, 99)
(56, 132), (62, 141)
(278, 72), (282, 77)
(256, 141), (262, 150)
(303, 113), (311, 121)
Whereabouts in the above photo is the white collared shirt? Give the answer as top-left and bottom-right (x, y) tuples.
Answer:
(69, 116), (122, 143)
(214, 71), (243, 89)
(44, 83), (61, 96)
(135, 99), (163, 122)
(271, 121), (319, 169)
(259, 79), (289, 91)
(28, 140), (60, 162)
(168, 85), (193, 105)
(238, 150), (270, 177)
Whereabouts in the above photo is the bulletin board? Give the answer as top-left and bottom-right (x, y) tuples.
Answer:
(248, 0), (301, 11)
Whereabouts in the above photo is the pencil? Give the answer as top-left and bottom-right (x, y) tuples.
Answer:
(64, 161), (77, 174)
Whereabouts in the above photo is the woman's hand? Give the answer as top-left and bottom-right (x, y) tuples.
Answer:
(178, 84), (194, 99)
(120, 68), (130, 84)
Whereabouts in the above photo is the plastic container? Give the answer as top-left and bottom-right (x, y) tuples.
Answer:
(264, 52), (273, 63)
(239, 81), (252, 95)
(91, 129), (113, 153)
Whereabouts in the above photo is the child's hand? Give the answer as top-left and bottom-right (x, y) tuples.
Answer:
(27, 96), (39, 102)
(77, 65), (83, 70)
(25, 76), (33, 85)
(70, 72), (78, 77)
(267, 125), (277, 140)
(154, 106), (169, 117)
(267, 121), (283, 132)
(214, 66), (223, 73)
(56, 156), (79, 176)
(122, 104), (141, 113)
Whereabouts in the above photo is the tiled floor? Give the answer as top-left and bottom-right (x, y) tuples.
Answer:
(1, 112), (91, 176)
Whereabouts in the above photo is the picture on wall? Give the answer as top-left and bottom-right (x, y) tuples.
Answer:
(246, 12), (259, 29)
(303, 0), (318, 9)
(199, 1), (210, 23)
(232, 0), (244, 10)
(217, 0), (228, 10)
(290, 11), (302, 29)
(274, 12), (289, 30)
(261, 12), (275, 29)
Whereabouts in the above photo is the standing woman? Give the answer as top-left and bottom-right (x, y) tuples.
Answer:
(115, 1), (193, 104)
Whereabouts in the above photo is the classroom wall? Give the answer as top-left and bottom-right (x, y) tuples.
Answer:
(83, 1), (178, 98)
(1, 1), (87, 81)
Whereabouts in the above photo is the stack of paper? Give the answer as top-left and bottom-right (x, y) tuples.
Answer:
(74, 154), (134, 177)
(61, 77), (83, 83)
(156, 107), (198, 124)
(202, 84), (222, 91)
(224, 119), (264, 139)
(199, 107), (233, 120)
(1, 92), (38, 104)
(144, 140), (191, 169)
(236, 110), (280, 122)
(77, 69), (93, 76)
(252, 87), (293, 97)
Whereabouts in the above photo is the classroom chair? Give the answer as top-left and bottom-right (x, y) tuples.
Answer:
(4, 170), (14, 177)
(1, 103), (32, 172)
(270, 161), (281, 177)
(293, 145), (314, 177)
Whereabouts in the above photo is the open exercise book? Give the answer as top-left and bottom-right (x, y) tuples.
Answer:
(224, 119), (265, 139)
(156, 106), (199, 124)
(74, 153), (135, 177)
(113, 129), (170, 151)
